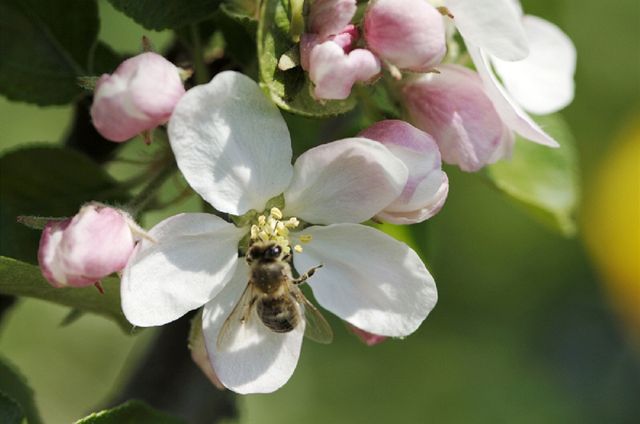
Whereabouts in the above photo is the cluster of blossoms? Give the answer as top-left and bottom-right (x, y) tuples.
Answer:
(34, 0), (575, 395)
(302, 0), (576, 171)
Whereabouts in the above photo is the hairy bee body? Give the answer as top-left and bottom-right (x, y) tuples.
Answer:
(248, 242), (300, 333)
(256, 295), (300, 333)
(217, 240), (333, 350)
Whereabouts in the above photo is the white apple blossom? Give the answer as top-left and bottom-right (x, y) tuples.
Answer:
(121, 71), (437, 394)
(445, 0), (576, 145)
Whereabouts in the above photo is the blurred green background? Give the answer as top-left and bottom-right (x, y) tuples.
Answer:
(1, 0), (639, 423)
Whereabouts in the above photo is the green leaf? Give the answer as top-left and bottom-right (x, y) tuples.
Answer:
(107, 0), (222, 30)
(0, 256), (131, 332)
(258, 0), (356, 117)
(75, 400), (186, 424)
(0, 392), (23, 424)
(89, 41), (122, 75)
(0, 355), (42, 424)
(0, 146), (130, 264)
(220, 0), (259, 22)
(486, 114), (580, 236)
(0, 0), (99, 105)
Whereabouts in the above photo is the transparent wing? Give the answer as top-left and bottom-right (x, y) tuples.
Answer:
(216, 282), (256, 351)
(292, 286), (333, 344)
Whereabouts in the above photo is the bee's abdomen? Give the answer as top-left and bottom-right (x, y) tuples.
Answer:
(257, 297), (299, 333)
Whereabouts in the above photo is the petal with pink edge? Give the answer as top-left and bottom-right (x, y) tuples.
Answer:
(308, 41), (381, 100)
(467, 45), (559, 147)
(284, 138), (407, 224)
(360, 120), (449, 223)
(308, 0), (357, 38)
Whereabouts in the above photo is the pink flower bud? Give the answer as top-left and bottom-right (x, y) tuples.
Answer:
(309, 0), (357, 38)
(402, 64), (514, 172)
(364, 0), (446, 72)
(306, 37), (381, 100)
(349, 325), (387, 346)
(300, 25), (359, 71)
(90, 52), (185, 142)
(360, 120), (448, 224)
(38, 204), (137, 288)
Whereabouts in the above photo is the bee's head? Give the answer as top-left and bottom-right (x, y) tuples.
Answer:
(247, 241), (288, 263)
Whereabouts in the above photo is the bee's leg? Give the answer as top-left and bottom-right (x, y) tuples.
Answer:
(293, 264), (323, 285)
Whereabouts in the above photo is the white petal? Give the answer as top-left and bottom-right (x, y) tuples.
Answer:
(121, 213), (245, 327)
(283, 138), (408, 224)
(293, 224), (437, 337)
(202, 262), (305, 394)
(467, 44), (559, 147)
(492, 15), (577, 114)
(446, 0), (529, 60)
(168, 71), (293, 215)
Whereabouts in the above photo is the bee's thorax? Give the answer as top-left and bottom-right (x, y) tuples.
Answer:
(250, 260), (289, 294)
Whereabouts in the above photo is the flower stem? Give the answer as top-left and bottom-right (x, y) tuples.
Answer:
(126, 162), (178, 216)
(190, 24), (209, 85)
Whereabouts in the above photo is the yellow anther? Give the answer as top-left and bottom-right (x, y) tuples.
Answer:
(285, 217), (299, 228)
(270, 207), (283, 220)
(299, 234), (313, 243)
(249, 209), (310, 253)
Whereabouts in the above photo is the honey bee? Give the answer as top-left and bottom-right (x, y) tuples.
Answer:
(217, 240), (333, 349)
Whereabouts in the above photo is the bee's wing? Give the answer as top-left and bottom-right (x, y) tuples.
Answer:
(216, 282), (256, 351)
(291, 286), (333, 344)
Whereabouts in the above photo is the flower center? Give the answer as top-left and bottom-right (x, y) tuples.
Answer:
(250, 207), (311, 254)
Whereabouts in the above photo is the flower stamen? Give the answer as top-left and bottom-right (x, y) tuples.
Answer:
(250, 208), (306, 254)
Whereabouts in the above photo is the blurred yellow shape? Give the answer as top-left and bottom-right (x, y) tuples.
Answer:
(583, 113), (640, 342)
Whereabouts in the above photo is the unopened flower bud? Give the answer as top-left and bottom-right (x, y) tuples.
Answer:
(38, 204), (139, 288)
(90, 52), (185, 142)
(360, 120), (448, 224)
(364, 0), (446, 72)
(306, 37), (381, 100)
(308, 0), (357, 38)
(402, 64), (514, 172)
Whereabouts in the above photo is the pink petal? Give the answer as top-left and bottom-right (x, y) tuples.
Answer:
(467, 44), (558, 147)
(91, 52), (185, 142)
(402, 65), (514, 172)
(300, 25), (359, 71)
(364, 0), (446, 71)
(349, 325), (388, 346)
(309, 0), (357, 38)
(38, 204), (136, 288)
(359, 120), (449, 223)
(309, 41), (381, 100)
(284, 138), (407, 224)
